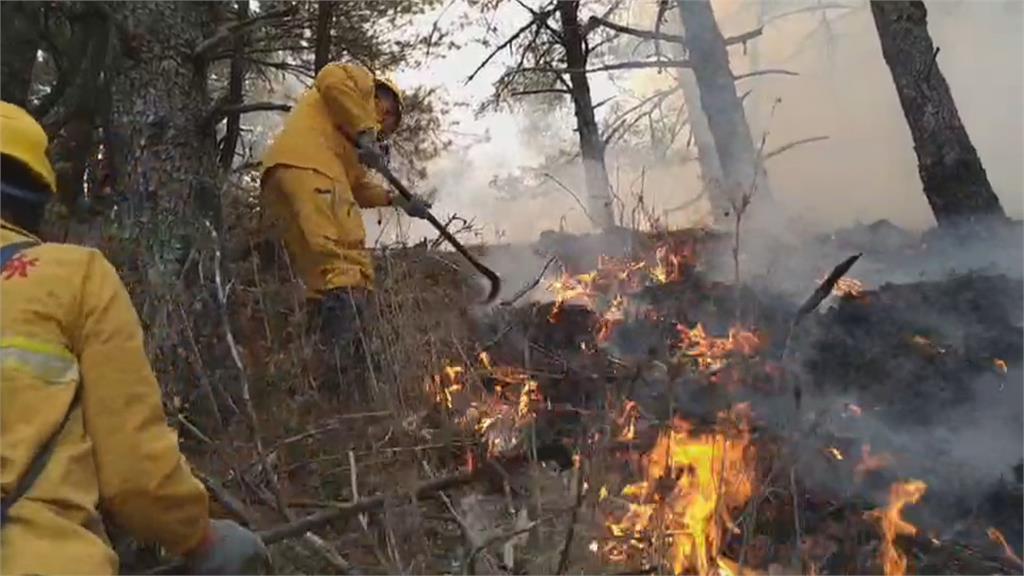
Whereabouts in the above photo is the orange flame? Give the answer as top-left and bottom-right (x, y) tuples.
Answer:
(865, 480), (927, 576)
(826, 447), (844, 461)
(676, 324), (762, 372)
(606, 405), (756, 575)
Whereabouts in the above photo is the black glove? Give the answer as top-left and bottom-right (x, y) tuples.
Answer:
(392, 193), (432, 219)
(356, 131), (387, 172)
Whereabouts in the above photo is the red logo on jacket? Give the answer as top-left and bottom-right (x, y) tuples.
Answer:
(2, 254), (39, 280)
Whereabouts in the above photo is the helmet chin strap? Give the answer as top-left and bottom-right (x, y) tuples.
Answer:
(0, 182), (51, 204)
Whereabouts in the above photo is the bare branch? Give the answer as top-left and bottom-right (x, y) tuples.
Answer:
(763, 135), (829, 161)
(519, 58), (690, 75)
(586, 15), (684, 44)
(764, 3), (856, 26)
(508, 88), (571, 97)
(193, 4), (296, 60)
(465, 7), (556, 85)
(734, 68), (799, 81)
(725, 26), (764, 46)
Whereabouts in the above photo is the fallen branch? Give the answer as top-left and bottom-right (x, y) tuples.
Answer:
(147, 469), (480, 575)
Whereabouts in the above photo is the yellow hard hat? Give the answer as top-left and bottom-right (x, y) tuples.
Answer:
(374, 76), (405, 123)
(0, 101), (56, 195)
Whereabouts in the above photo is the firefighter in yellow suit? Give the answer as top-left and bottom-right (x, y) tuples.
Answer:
(260, 62), (429, 353)
(0, 102), (268, 574)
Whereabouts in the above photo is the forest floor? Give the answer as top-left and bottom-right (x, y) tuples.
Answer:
(130, 218), (1023, 575)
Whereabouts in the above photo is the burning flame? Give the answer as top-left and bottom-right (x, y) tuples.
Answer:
(865, 480), (927, 576)
(826, 447), (844, 461)
(605, 405), (756, 575)
(430, 356), (545, 456)
(986, 527), (1023, 567)
(676, 324), (762, 372)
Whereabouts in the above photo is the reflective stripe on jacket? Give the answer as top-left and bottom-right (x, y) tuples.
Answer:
(0, 220), (209, 574)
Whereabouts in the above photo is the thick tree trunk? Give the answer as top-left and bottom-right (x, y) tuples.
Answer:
(558, 0), (616, 230)
(870, 0), (1005, 226)
(661, 17), (726, 218)
(677, 0), (768, 217)
(106, 2), (221, 274)
(1, 2), (42, 107)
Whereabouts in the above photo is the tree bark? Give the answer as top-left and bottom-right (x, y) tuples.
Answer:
(314, 0), (336, 74)
(1, 2), (43, 107)
(106, 1), (222, 271)
(558, 0), (616, 230)
(870, 0), (1005, 226)
(676, 0), (768, 216)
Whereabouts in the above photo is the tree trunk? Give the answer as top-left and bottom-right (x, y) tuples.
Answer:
(1, 2), (42, 107)
(676, 0), (768, 217)
(314, 0), (336, 74)
(558, 0), (616, 230)
(870, 0), (1005, 226)
(219, 1), (250, 171)
(661, 16), (726, 218)
(106, 2), (222, 275)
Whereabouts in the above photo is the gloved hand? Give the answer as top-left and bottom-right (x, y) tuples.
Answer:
(391, 192), (432, 219)
(356, 130), (387, 172)
(186, 519), (270, 575)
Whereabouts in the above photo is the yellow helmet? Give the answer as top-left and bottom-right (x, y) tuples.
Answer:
(0, 101), (56, 195)
(374, 76), (405, 125)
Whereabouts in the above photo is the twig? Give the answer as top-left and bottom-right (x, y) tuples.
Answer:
(501, 256), (557, 307)
(176, 414), (214, 446)
(763, 136), (830, 161)
(464, 517), (557, 575)
(541, 172), (598, 227)
(586, 15), (684, 43)
(734, 68), (800, 81)
(147, 470), (480, 575)
(465, 7), (556, 84)
(196, 471), (260, 528)
(193, 5), (296, 59)
(556, 456), (586, 574)
(518, 59), (690, 75)
(725, 27), (764, 46)
(790, 466), (802, 570)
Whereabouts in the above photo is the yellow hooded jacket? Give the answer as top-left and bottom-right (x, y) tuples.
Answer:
(260, 63), (393, 294)
(0, 220), (209, 574)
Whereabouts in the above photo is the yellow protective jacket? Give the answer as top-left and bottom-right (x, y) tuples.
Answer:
(261, 62), (392, 209)
(0, 220), (209, 574)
